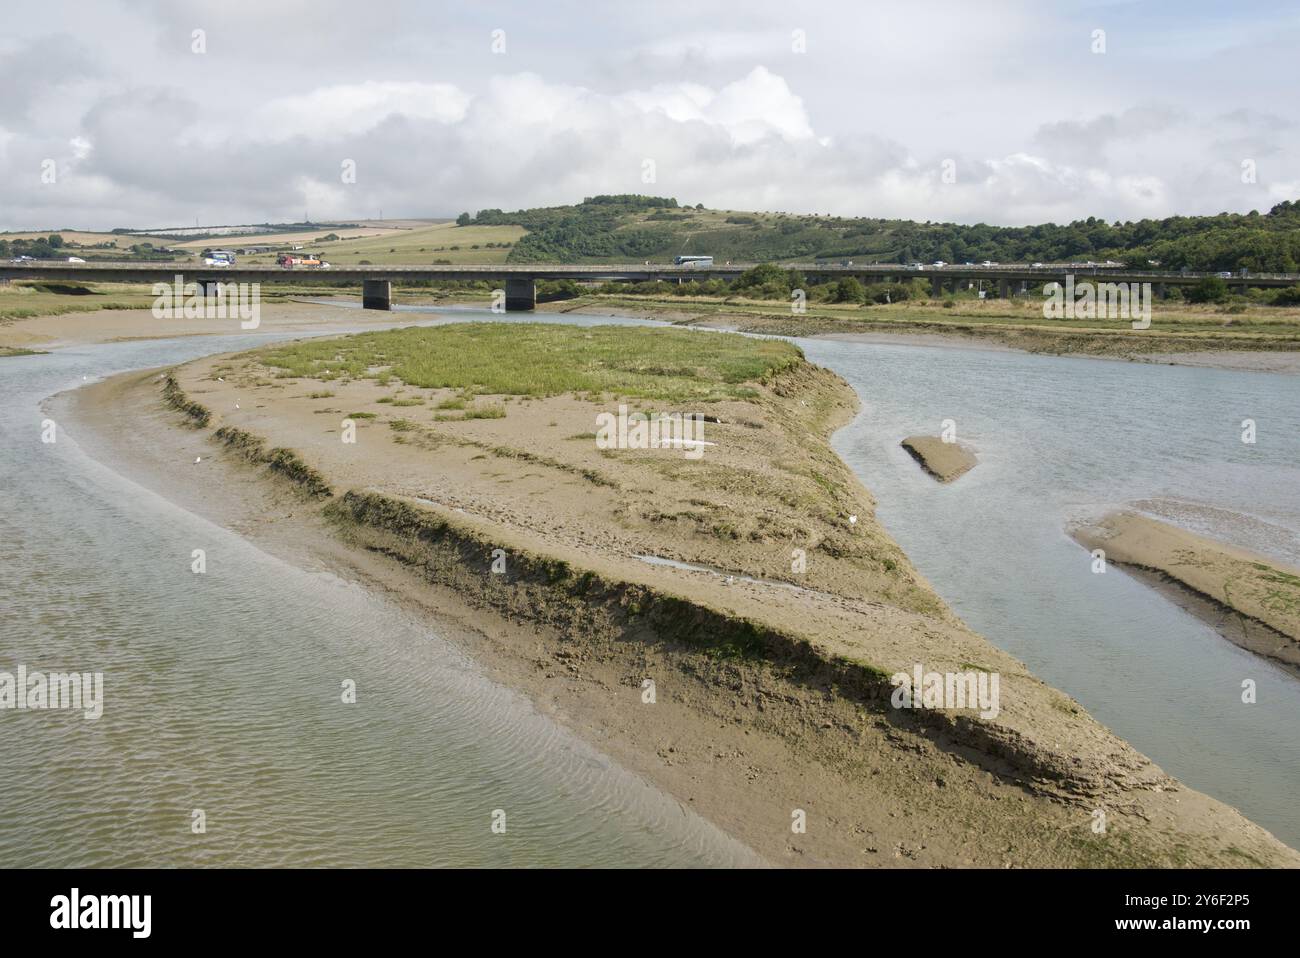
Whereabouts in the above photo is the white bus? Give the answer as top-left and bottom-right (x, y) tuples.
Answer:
(674, 255), (713, 267)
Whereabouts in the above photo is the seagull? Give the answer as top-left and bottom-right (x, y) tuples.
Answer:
(194, 456), (202, 464)
(849, 515), (858, 525)
(218, 377), (224, 382)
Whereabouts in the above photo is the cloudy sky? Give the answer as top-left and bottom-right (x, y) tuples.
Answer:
(3, 0), (1297, 230)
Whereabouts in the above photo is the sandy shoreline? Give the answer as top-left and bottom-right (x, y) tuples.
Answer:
(45, 316), (1300, 867)
(0, 301), (436, 350)
(14, 300), (1299, 865)
(1072, 512), (1300, 675)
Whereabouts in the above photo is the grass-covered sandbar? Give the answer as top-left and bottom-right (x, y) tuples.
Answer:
(132, 320), (1300, 867)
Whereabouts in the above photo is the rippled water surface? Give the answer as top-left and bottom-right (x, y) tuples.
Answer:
(4, 310), (1299, 863)
(0, 329), (756, 867)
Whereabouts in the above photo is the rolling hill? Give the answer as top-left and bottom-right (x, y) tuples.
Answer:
(461, 194), (1300, 273)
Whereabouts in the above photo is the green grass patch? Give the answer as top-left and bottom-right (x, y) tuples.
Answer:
(257, 322), (803, 403)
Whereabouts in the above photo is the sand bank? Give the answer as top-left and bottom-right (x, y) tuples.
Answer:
(900, 436), (978, 483)
(59, 322), (1300, 866)
(0, 301), (428, 350)
(1073, 512), (1300, 674)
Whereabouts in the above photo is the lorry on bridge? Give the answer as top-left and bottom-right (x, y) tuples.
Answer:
(674, 255), (713, 267)
(277, 252), (330, 269)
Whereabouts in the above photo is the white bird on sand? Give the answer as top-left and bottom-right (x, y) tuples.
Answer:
(849, 515), (858, 525)
(194, 456), (202, 464)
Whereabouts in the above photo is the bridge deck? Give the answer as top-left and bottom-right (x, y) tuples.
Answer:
(2, 261), (1295, 287)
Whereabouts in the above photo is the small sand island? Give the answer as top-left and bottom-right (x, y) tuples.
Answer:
(901, 435), (978, 483)
(116, 321), (1300, 867)
(1073, 512), (1300, 674)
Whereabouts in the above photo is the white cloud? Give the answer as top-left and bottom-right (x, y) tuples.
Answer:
(2, 2), (1298, 231)
(250, 81), (471, 142)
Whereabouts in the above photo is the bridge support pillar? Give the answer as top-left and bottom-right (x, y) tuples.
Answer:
(998, 279), (1009, 299)
(931, 276), (944, 298)
(1154, 283), (1166, 300)
(363, 279), (391, 310)
(505, 278), (536, 311)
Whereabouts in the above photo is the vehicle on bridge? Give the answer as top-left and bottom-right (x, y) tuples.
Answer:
(201, 249), (236, 267)
(277, 253), (329, 269)
(674, 255), (713, 268)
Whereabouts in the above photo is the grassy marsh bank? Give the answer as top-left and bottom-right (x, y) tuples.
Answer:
(536, 292), (1300, 364)
(139, 321), (1300, 867)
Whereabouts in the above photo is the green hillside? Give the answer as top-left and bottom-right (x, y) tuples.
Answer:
(460, 195), (1300, 273)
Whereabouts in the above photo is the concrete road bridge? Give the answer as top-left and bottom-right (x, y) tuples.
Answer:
(3, 260), (1297, 310)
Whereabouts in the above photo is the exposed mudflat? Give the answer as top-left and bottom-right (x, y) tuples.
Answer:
(1072, 512), (1300, 674)
(72, 322), (1300, 868)
(900, 435), (978, 483)
(24, 301), (1298, 866)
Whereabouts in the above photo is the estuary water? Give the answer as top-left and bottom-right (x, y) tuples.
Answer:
(0, 328), (757, 867)
(800, 336), (1300, 849)
(3, 306), (1299, 863)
